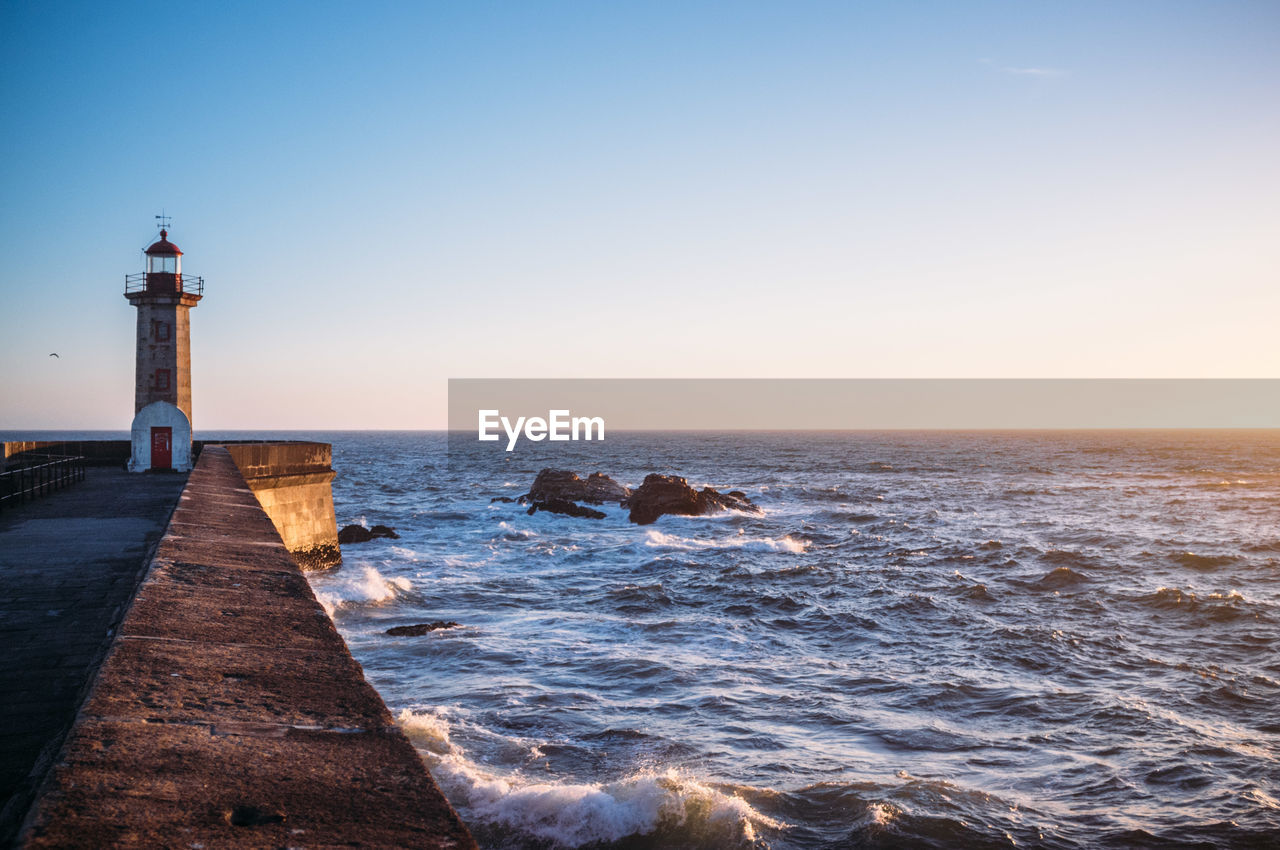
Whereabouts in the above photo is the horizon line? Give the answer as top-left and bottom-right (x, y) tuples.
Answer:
(5, 426), (1280, 434)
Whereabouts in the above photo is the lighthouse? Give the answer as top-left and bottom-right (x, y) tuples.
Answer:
(124, 223), (204, 472)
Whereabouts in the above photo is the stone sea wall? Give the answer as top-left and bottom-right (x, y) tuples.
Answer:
(20, 446), (474, 848)
(221, 442), (342, 570)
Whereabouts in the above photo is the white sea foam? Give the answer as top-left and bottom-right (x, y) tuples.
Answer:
(437, 758), (782, 846)
(398, 709), (785, 846)
(314, 565), (412, 616)
(645, 529), (808, 554)
(400, 707), (546, 761)
(497, 521), (538, 540)
(857, 801), (899, 828)
(398, 707), (460, 755)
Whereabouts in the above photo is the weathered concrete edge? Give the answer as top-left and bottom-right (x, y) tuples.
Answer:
(18, 446), (476, 849)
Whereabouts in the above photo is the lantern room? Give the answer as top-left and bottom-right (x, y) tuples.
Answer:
(126, 228), (202, 298)
(145, 230), (182, 275)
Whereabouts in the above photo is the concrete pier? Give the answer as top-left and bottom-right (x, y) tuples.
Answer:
(10, 447), (475, 848)
(0, 468), (185, 846)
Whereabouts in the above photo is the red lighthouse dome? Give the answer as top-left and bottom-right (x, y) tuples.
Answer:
(144, 229), (183, 256)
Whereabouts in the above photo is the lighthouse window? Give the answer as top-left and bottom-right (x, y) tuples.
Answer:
(155, 369), (170, 391)
(152, 320), (170, 341)
(148, 255), (178, 274)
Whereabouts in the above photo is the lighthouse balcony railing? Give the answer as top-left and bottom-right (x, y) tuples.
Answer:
(124, 272), (204, 296)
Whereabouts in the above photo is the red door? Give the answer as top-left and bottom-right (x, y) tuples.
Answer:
(151, 427), (172, 470)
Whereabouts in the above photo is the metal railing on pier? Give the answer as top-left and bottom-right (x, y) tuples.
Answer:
(0, 455), (87, 512)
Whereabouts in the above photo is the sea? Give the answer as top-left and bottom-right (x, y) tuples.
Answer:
(308, 430), (1280, 850)
(14, 429), (1280, 848)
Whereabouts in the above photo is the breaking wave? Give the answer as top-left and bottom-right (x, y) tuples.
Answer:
(313, 564), (411, 616)
(398, 709), (784, 848)
(644, 529), (808, 554)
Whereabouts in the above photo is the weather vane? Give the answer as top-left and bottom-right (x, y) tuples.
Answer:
(155, 211), (171, 231)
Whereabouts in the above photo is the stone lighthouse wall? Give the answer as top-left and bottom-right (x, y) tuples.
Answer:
(133, 298), (194, 423)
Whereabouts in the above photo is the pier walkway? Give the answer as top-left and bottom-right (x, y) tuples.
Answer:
(11, 447), (475, 848)
(0, 468), (185, 847)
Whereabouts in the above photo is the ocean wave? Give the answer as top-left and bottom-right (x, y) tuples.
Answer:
(1035, 566), (1090, 589)
(1173, 551), (1238, 570)
(497, 521), (539, 541)
(398, 707), (461, 755)
(420, 510), (473, 521)
(607, 583), (674, 611)
(313, 564), (411, 616)
(1197, 479), (1257, 489)
(1040, 548), (1105, 567)
(962, 583), (997, 602)
(644, 529), (808, 554)
(400, 710), (783, 847)
(1137, 587), (1261, 623)
(1241, 539), (1280, 555)
(839, 511), (882, 523)
(441, 761), (782, 848)
(401, 707), (551, 765)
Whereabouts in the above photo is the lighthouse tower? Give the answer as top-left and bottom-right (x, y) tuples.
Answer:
(124, 224), (204, 472)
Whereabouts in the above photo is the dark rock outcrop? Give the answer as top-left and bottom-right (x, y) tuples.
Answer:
(337, 524), (400, 544)
(385, 621), (460, 636)
(490, 496), (517, 503)
(626, 474), (761, 525)
(506, 469), (758, 525)
(526, 498), (606, 520)
(518, 469), (631, 506)
(581, 472), (631, 504)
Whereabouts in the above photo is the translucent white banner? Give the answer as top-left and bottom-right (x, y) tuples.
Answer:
(449, 379), (1280, 436)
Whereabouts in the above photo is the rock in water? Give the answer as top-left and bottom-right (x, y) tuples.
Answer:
(508, 469), (757, 524)
(337, 523), (400, 544)
(385, 622), (460, 636)
(626, 473), (761, 525)
(337, 525), (373, 544)
(582, 471), (631, 504)
(519, 469), (631, 505)
(527, 498), (606, 520)
(519, 469), (580, 503)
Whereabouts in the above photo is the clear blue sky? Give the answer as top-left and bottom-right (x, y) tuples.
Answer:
(2, 1), (1277, 428)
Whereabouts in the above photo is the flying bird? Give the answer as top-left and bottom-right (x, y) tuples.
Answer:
(49, 353), (59, 358)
